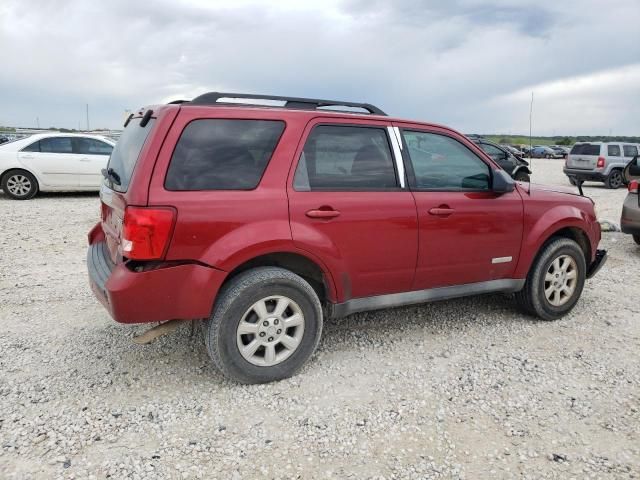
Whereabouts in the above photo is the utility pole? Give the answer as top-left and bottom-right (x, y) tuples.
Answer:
(529, 92), (534, 167)
(36, 117), (40, 129)
(86, 104), (90, 131)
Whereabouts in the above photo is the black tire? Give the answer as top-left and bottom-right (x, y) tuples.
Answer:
(605, 169), (623, 189)
(545, 154), (551, 159)
(568, 178), (577, 186)
(514, 171), (530, 182)
(515, 238), (586, 321)
(205, 267), (323, 384)
(1, 169), (38, 200)
(633, 234), (640, 246)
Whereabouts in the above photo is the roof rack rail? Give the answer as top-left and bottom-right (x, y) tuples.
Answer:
(187, 92), (387, 115)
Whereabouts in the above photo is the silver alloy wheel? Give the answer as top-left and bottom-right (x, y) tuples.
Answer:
(236, 295), (305, 367)
(6, 174), (32, 197)
(544, 254), (578, 307)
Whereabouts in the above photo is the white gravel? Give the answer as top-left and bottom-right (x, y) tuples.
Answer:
(0, 159), (638, 479)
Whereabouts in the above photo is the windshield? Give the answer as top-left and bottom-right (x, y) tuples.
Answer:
(106, 118), (155, 192)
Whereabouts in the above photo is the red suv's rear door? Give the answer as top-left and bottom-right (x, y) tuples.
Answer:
(287, 117), (418, 302)
(396, 123), (524, 290)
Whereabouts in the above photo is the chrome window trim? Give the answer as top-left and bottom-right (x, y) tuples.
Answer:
(387, 126), (405, 188)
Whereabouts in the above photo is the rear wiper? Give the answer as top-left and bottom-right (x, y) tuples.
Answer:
(101, 167), (121, 186)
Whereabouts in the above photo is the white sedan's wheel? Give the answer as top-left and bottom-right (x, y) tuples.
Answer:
(2, 170), (38, 200)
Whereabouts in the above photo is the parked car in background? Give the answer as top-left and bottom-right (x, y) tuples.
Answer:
(87, 92), (606, 384)
(564, 142), (640, 189)
(468, 136), (531, 181)
(530, 146), (557, 159)
(621, 155), (640, 244)
(0, 133), (115, 199)
(550, 146), (569, 158)
(0, 136), (9, 145)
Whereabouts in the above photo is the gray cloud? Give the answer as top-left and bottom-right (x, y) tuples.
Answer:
(0, 0), (638, 135)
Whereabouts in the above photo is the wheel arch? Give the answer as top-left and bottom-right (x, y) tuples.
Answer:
(515, 210), (593, 278)
(219, 251), (337, 305)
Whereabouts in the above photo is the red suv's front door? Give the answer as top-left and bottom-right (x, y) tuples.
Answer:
(287, 118), (418, 302)
(397, 125), (524, 290)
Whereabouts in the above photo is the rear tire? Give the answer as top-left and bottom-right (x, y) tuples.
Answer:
(605, 169), (623, 189)
(205, 267), (323, 384)
(633, 234), (640, 246)
(568, 178), (577, 186)
(1, 169), (38, 200)
(515, 238), (586, 321)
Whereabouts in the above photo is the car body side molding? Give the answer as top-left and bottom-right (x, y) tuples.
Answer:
(328, 278), (526, 318)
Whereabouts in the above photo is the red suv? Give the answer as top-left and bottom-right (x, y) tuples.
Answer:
(87, 93), (607, 383)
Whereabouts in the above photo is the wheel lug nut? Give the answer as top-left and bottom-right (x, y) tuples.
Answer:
(274, 319), (279, 325)
(263, 321), (269, 326)
(259, 332), (266, 337)
(268, 337), (274, 342)
(276, 329), (282, 334)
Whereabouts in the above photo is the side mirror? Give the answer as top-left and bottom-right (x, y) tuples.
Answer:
(623, 155), (640, 183)
(492, 169), (515, 193)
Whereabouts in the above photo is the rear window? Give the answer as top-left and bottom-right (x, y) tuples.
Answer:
(570, 144), (601, 155)
(106, 118), (155, 192)
(165, 119), (285, 191)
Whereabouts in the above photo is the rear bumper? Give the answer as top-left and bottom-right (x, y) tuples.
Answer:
(87, 240), (226, 324)
(563, 167), (606, 182)
(586, 249), (607, 279)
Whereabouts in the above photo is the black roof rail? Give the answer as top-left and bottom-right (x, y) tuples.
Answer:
(187, 92), (387, 115)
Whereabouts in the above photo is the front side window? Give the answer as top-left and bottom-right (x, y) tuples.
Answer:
(165, 119), (284, 191)
(74, 138), (114, 155)
(39, 137), (73, 154)
(293, 125), (397, 191)
(403, 131), (490, 191)
(623, 145), (639, 157)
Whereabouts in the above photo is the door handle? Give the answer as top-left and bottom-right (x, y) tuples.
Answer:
(21, 154), (34, 159)
(306, 209), (341, 219)
(428, 206), (455, 216)
(79, 158), (91, 162)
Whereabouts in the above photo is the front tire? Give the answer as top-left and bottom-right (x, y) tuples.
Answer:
(633, 234), (640, 246)
(515, 238), (586, 321)
(1, 170), (38, 200)
(205, 267), (323, 384)
(514, 171), (530, 182)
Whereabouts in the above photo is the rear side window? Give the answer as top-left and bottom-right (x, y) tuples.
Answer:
(623, 145), (638, 157)
(293, 125), (397, 191)
(165, 119), (284, 191)
(570, 144), (601, 155)
(106, 118), (155, 192)
(607, 145), (621, 156)
(22, 141), (40, 152)
(40, 137), (73, 154)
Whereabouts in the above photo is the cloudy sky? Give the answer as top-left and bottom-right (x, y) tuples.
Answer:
(0, 0), (638, 135)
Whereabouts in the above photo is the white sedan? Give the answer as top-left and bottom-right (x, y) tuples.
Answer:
(0, 133), (115, 200)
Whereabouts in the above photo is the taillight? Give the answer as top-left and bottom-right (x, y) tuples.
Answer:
(122, 207), (176, 260)
(629, 180), (638, 194)
(596, 156), (605, 168)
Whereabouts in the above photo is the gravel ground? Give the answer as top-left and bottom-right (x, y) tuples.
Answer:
(0, 159), (638, 479)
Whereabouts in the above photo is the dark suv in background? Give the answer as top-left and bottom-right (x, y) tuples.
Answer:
(467, 136), (531, 182)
